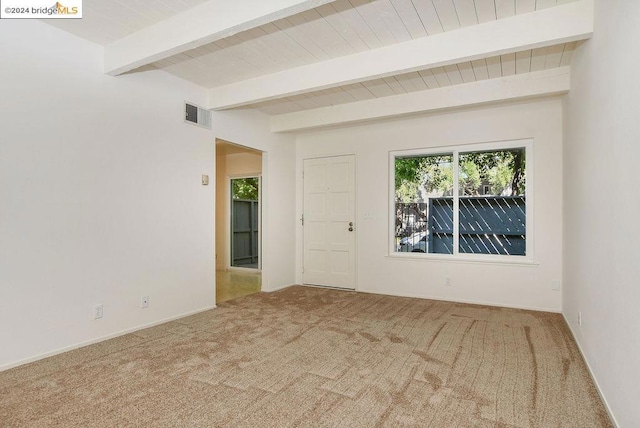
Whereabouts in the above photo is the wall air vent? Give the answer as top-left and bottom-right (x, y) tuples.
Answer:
(184, 102), (212, 130)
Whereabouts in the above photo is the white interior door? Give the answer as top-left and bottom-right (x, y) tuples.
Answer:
(303, 155), (355, 289)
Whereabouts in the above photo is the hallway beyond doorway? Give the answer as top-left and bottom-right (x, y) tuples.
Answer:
(216, 270), (261, 303)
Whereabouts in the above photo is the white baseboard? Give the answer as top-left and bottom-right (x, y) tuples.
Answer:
(353, 287), (561, 313)
(562, 314), (619, 427)
(0, 305), (217, 372)
(263, 283), (295, 293)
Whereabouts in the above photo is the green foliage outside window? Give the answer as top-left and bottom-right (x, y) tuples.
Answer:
(395, 149), (525, 202)
(232, 177), (259, 200)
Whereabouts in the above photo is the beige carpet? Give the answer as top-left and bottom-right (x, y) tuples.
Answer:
(1, 286), (612, 427)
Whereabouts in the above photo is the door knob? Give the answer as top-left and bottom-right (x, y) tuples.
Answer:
(348, 222), (354, 232)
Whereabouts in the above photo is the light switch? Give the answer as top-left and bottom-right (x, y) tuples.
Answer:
(201, 175), (209, 185)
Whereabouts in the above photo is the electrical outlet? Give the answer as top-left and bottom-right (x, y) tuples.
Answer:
(141, 296), (149, 309)
(551, 279), (561, 291)
(578, 310), (582, 326)
(93, 304), (103, 319)
(445, 276), (452, 287)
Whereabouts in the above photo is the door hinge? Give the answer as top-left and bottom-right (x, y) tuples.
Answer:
(301, 214), (304, 226)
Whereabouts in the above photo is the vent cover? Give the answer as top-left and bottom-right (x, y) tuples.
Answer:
(184, 102), (211, 130)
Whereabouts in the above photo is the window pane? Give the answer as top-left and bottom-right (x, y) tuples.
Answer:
(231, 178), (259, 200)
(395, 154), (453, 254)
(458, 149), (526, 255)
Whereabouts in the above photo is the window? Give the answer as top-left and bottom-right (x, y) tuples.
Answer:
(392, 140), (531, 260)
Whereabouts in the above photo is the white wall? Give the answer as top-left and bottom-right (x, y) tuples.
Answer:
(212, 110), (296, 291)
(215, 152), (262, 270)
(215, 153), (228, 270)
(0, 21), (215, 369)
(296, 99), (563, 312)
(563, 1), (640, 425)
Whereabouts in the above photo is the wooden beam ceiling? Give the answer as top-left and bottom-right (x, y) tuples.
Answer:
(104, 0), (336, 76)
(208, 0), (592, 110)
(270, 67), (571, 132)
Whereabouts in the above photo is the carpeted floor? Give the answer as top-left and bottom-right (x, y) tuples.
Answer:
(1, 286), (612, 427)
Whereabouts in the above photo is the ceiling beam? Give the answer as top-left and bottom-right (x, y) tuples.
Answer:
(270, 67), (570, 133)
(209, 0), (592, 110)
(104, 0), (336, 76)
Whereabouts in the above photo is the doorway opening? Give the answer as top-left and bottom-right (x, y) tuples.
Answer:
(231, 176), (260, 269)
(215, 139), (263, 303)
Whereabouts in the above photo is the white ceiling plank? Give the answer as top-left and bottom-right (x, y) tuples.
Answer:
(471, 59), (490, 80)
(544, 43), (565, 68)
(444, 64), (465, 84)
(454, 0), (479, 27)
(559, 41), (577, 66)
(342, 83), (377, 101)
(515, 50), (532, 74)
(208, 0), (593, 109)
(474, 0), (497, 23)
(331, 0), (384, 49)
(316, 3), (370, 51)
(319, 87), (354, 105)
(361, 79), (398, 97)
(272, 17), (331, 61)
(161, 58), (216, 86)
(529, 46), (548, 71)
(233, 29), (290, 72)
(261, 22), (317, 65)
(117, 0), (166, 23)
(432, 0), (461, 32)
(110, 0), (157, 29)
(349, 0), (398, 45)
(390, 0), (428, 39)
(418, 69), (441, 89)
(299, 91), (328, 107)
(516, 0), (536, 13)
(486, 55), (503, 78)
(104, 0), (337, 75)
(289, 93), (323, 110)
(383, 77), (408, 94)
(395, 72), (430, 92)
(243, 27), (303, 68)
(290, 90), (327, 108)
(322, 86), (355, 105)
(271, 67), (570, 132)
(193, 48), (254, 83)
(284, 13), (338, 58)
(299, 9), (355, 58)
(213, 37), (271, 75)
(535, 0), (557, 9)
(374, 0), (413, 43)
(458, 61), (477, 82)
(412, 0), (445, 35)
(495, 0), (516, 19)
(501, 53), (517, 76)
(431, 66), (452, 87)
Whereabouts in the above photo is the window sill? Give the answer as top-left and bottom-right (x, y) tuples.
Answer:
(387, 252), (539, 267)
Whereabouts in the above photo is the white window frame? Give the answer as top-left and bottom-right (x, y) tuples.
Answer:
(389, 139), (534, 264)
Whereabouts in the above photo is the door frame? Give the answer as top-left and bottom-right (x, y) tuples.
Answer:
(301, 154), (357, 290)
(227, 173), (262, 272)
